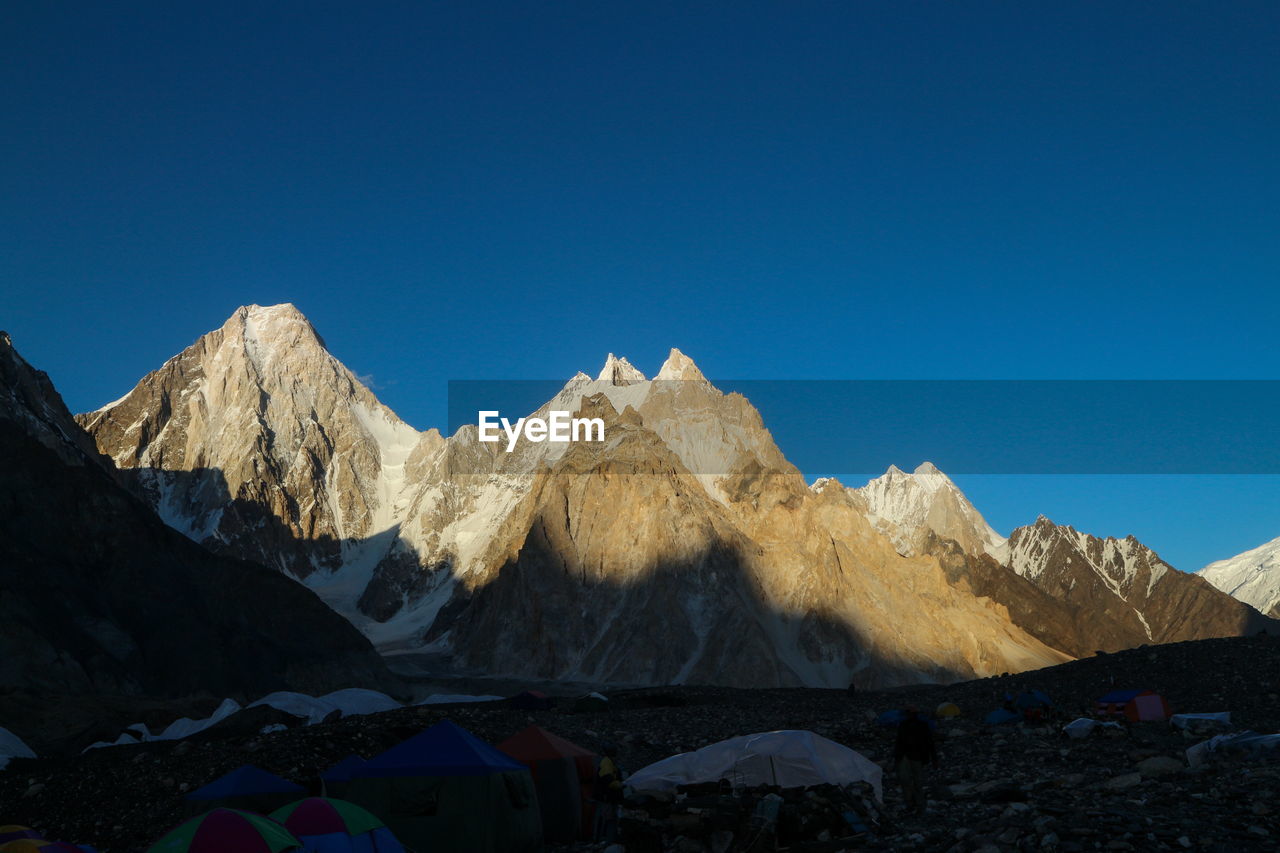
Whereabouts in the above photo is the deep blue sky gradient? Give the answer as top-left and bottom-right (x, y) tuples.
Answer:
(3, 2), (1278, 570)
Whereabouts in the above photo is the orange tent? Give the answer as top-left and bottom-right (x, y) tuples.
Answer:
(498, 726), (597, 842)
(1096, 689), (1171, 721)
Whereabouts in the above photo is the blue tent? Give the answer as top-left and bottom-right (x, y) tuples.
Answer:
(355, 720), (527, 778)
(321, 754), (368, 798)
(876, 709), (907, 727)
(323, 755), (368, 783)
(984, 708), (1021, 726)
(1098, 689), (1145, 704)
(344, 721), (541, 853)
(1015, 690), (1053, 711)
(187, 765), (305, 800)
(876, 709), (937, 730)
(184, 764), (305, 815)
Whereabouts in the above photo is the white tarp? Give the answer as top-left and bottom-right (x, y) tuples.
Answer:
(1187, 731), (1280, 768)
(0, 726), (36, 770)
(86, 689), (405, 752)
(1170, 712), (1231, 730)
(158, 697), (243, 740)
(84, 698), (243, 751)
(627, 730), (883, 802)
(1062, 718), (1123, 739)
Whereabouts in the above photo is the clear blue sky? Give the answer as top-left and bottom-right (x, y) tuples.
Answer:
(3, 2), (1278, 570)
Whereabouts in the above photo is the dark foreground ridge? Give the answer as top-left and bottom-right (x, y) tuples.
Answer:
(3, 633), (1279, 852)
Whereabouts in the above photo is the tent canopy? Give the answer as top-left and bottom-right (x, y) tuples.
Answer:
(877, 709), (937, 730)
(498, 727), (598, 843)
(270, 797), (385, 837)
(146, 808), (301, 853)
(186, 766), (304, 801)
(356, 720), (526, 779)
(627, 730), (883, 801)
(1015, 690), (1053, 710)
(344, 722), (541, 853)
(498, 726), (595, 763)
(321, 755), (367, 783)
(984, 709), (1021, 726)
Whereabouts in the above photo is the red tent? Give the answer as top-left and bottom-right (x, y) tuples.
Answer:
(498, 726), (598, 842)
(1095, 689), (1171, 722)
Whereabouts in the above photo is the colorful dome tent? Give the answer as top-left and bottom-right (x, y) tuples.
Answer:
(0, 831), (41, 845)
(184, 765), (306, 815)
(935, 702), (961, 719)
(0, 842), (52, 853)
(270, 797), (404, 853)
(498, 726), (598, 842)
(344, 720), (541, 853)
(147, 808), (300, 853)
(1096, 689), (1171, 722)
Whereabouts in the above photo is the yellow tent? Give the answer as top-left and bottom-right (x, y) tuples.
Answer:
(935, 702), (961, 718)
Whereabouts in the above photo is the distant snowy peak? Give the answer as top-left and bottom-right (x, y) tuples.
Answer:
(1006, 515), (1274, 646)
(1008, 516), (1169, 596)
(74, 303), (431, 578)
(655, 347), (708, 382)
(1198, 536), (1280, 618)
(597, 353), (646, 384)
(853, 462), (1009, 562)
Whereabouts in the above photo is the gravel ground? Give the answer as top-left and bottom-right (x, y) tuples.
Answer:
(2, 633), (1278, 852)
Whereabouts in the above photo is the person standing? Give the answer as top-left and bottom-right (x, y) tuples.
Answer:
(593, 743), (625, 841)
(894, 706), (936, 815)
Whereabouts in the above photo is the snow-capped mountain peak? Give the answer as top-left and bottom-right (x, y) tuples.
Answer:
(74, 304), (430, 578)
(854, 461), (1009, 561)
(655, 347), (708, 382)
(597, 353), (646, 383)
(1198, 536), (1280, 618)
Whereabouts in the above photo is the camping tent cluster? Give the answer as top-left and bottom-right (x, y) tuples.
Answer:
(984, 690), (1055, 726)
(972, 687), (1175, 732)
(145, 720), (604, 853)
(1095, 689), (1171, 721)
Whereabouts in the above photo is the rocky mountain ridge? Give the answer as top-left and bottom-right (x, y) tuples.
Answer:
(73, 304), (1276, 689)
(77, 306), (1073, 688)
(0, 329), (395, 698)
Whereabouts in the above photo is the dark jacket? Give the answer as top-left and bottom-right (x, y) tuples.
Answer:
(894, 717), (937, 764)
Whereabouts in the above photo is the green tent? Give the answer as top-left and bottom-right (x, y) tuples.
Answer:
(344, 720), (541, 853)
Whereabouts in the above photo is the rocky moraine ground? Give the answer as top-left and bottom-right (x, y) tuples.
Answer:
(2, 634), (1279, 852)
